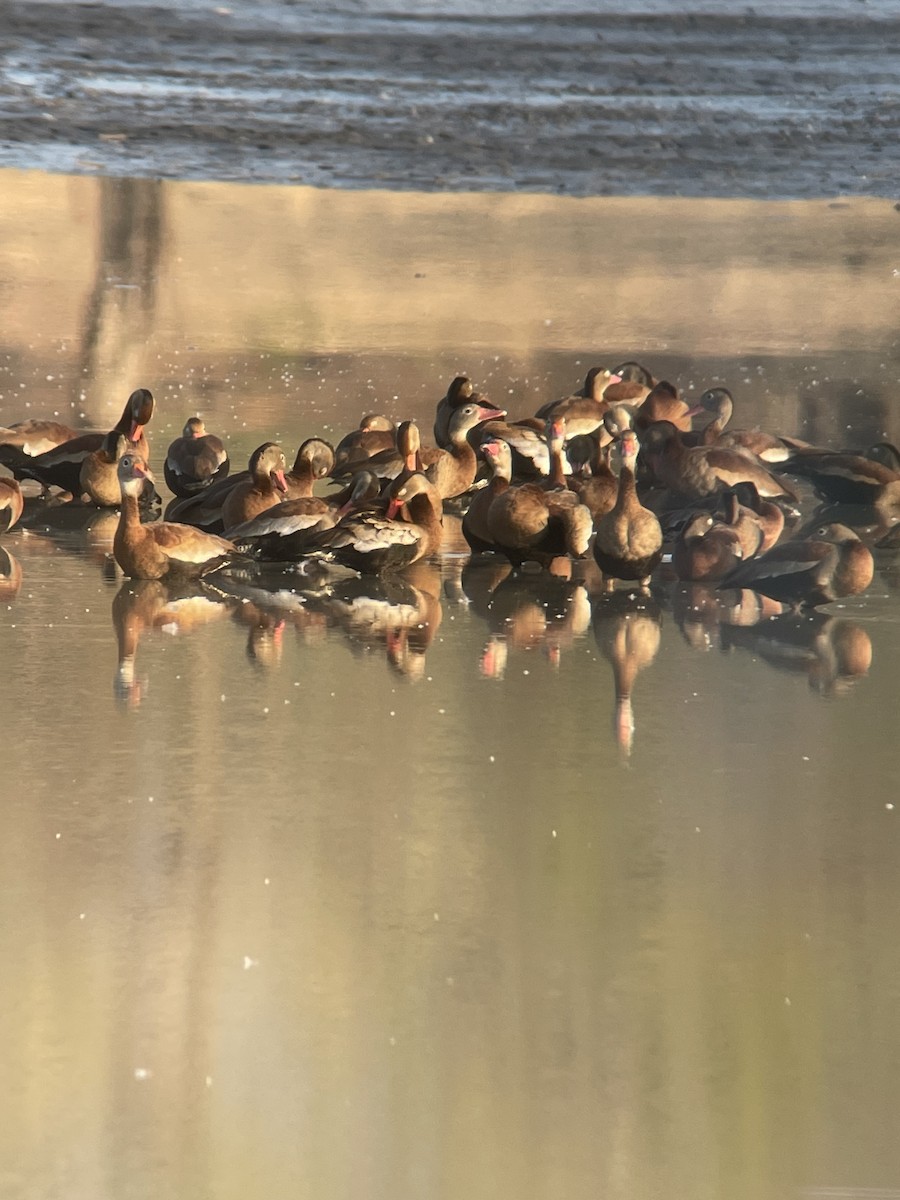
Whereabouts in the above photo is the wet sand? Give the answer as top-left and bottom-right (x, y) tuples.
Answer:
(2, 0), (899, 197)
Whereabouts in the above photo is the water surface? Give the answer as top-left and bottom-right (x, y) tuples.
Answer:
(1, 170), (899, 1200)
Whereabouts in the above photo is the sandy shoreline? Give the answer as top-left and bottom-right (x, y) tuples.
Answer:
(1, 1), (898, 198)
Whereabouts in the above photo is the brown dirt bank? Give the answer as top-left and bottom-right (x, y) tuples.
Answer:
(1, 2), (898, 198)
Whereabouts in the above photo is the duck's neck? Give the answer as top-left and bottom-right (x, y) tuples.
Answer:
(119, 491), (143, 532)
(614, 465), (637, 512)
(548, 445), (567, 488)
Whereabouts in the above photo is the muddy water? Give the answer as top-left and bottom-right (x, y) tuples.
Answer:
(1, 170), (900, 1200)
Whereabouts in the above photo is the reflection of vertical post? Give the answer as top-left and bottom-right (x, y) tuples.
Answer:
(78, 178), (165, 424)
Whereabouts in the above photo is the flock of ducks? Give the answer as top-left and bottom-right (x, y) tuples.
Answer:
(0, 362), (894, 743)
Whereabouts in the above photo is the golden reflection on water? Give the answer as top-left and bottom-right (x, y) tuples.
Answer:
(2, 169), (900, 1200)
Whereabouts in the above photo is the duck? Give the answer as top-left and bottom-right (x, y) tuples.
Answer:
(641, 420), (799, 503)
(230, 471), (381, 561)
(592, 429), (663, 591)
(472, 417), (558, 480)
(483, 439), (593, 569)
(424, 401), (506, 499)
(333, 414), (396, 470)
(434, 376), (499, 448)
(0, 417), (80, 457)
(79, 430), (135, 507)
(718, 522), (875, 608)
(332, 420), (422, 486)
(283, 438), (335, 499)
(633, 380), (699, 435)
(534, 368), (622, 438)
(0, 477), (24, 533)
(559, 421), (620, 521)
(220, 443), (289, 530)
(672, 511), (745, 582)
(113, 454), (248, 579)
(163, 417), (229, 497)
(0, 387), (154, 498)
(462, 439), (512, 553)
(782, 446), (900, 510)
(693, 387), (790, 462)
(307, 472), (443, 575)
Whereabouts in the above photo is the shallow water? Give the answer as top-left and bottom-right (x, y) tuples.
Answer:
(1, 170), (900, 1200)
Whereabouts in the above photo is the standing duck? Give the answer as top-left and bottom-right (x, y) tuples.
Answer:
(0, 388), (154, 498)
(0, 477), (24, 533)
(719, 522), (874, 608)
(424, 401), (506, 499)
(114, 455), (247, 579)
(483, 439), (593, 569)
(220, 443), (289, 530)
(593, 429), (663, 591)
(164, 417), (229, 497)
(434, 376), (497, 448)
(462, 439), (512, 553)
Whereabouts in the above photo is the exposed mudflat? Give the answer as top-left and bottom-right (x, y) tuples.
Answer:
(1, 0), (898, 197)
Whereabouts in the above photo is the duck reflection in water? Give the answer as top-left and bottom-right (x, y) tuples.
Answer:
(720, 610), (873, 697)
(305, 560), (443, 681)
(112, 578), (235, 707)
(593, 591), (663, 758)
(460, 561), (592, 679)
(0, 546), (22, 603)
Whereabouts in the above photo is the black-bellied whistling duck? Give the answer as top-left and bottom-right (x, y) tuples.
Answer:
(78, 431), (134, 507)
(719, 522), (874, 608)
(114, 455), (247, 580)
(474, 418), (557, 479)
(333, 420), (421, 485)
(534, 368), (622, 438)
(633, 380), (698, 435)
(424, 402), (506, 499)
(593, 429), (663, 591)
(333, 414), (396, 470)
(694, 387), (790, 463)
(612, 360), (657, 389)
(728, 482), (784, 555)
(309, 472), (443, 575)
(229, 471), (381, 560)
(0, 477), (24, 533)
(0, 387), (154, 497)
(434, 376), (499, 448)
(782, 446), (900, 511)
(0, 418), (80, 457)
(284, 438), (335, 499)
(551, 418), (619, 522)
(164, 417), (229, 497)
(641, 420), (799, 503)
(462, 439), (511, 553)
(673, 511), (744, 582)
(483, 439), (593, 569)
(220, 443), (289, 530)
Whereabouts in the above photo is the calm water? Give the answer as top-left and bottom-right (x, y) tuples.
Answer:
(1, 170), (900, 1200)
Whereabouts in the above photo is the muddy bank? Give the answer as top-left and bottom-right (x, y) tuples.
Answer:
(1, 1), (898, 197)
